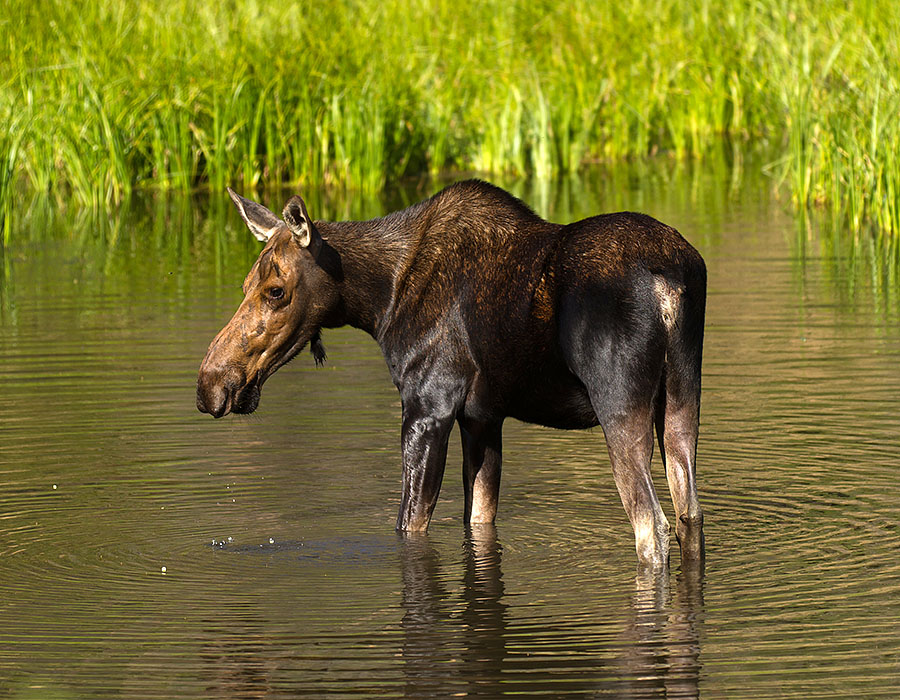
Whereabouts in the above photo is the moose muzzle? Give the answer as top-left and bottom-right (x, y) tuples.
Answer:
(196, 358), (261, 418)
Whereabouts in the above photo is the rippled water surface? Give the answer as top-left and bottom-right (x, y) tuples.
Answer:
(2, 165), (899, 698)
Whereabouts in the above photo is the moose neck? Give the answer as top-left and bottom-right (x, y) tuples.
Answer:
(315, 213), (416, 338)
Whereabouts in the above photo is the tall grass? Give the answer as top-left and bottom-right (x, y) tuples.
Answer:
(0, 113), (23, 244)
(1, 0), (899, 239)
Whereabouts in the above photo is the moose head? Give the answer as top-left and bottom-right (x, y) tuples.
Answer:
(196, 190), (336, 418)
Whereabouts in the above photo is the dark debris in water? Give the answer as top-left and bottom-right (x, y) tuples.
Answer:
(210, 535), (399, 564)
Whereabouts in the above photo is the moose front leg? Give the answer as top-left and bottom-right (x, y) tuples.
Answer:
(397, 406), (456, 532)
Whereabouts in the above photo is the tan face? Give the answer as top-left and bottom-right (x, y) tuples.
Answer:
(196, 190), (331, 418)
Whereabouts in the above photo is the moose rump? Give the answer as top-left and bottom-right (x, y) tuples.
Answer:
(554, 215), (707, 566)
(197, 180), (706, 569)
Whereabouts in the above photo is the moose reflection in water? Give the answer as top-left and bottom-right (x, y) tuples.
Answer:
(399, 527), (704, 696)
(197, 182), (707, 568)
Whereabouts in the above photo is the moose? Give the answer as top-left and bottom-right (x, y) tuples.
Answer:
(197, 181), (706, 568)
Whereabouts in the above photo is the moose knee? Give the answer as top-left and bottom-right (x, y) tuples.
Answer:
(410, 416), (440, 437)
(402, 415), (453, 452)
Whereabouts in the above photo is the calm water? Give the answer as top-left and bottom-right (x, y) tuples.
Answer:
(1, 163), (899, 698)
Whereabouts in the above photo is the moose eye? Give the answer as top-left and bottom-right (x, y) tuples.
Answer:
(268, 287), (285, 300)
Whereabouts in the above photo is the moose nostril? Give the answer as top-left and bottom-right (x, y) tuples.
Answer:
(196, 389), (215, 415)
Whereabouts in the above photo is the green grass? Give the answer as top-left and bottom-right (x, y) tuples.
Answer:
(0, 102), (28, 243)
(1, 0), (899, 240)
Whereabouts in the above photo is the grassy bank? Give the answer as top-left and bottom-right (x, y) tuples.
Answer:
(1, 0), (899, 238)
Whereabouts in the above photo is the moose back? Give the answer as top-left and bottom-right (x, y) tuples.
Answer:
(197, 181), (707, 567)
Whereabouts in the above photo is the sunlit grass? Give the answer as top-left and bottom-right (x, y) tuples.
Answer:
(1, 0), (898, 240)
(0, 112), (24, 243)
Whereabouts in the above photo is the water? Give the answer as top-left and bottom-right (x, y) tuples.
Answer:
(1, 162), (899, 698)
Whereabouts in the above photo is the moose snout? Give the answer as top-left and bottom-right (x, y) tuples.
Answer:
(196, 363), (248, 418)
(196, 378), (229, 418)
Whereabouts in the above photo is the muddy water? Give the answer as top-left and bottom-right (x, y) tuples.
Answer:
(1, 163), (899, 698)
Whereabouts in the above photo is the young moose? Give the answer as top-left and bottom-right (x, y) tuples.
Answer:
(197, 181), (707, 568)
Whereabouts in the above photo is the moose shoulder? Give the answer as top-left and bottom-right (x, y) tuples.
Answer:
(197, 181), (706, 568)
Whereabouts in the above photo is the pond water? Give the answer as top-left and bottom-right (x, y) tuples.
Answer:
(1, 161), (899, 698)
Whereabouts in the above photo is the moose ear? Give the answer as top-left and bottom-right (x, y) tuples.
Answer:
(227, 188), (282, 242)
(282, 194), (320, 250)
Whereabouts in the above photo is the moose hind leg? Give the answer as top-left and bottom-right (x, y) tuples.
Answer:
(655, 395), (704, 563)
(603, 409), (671, 568)
(459, 419), (503, 525)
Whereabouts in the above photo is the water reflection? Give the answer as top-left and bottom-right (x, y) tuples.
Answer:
(795, 212), (900, 318)
(617, 568), (704, 698)
(399, 527), (509, 697)
(198, 618), (273, 700)
(399, 527), (705, 697)
(460, 524), (508, 690)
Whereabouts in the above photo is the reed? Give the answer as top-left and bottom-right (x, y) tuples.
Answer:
(0, 106), (26, 243)
(1, 0), (898, 240)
